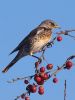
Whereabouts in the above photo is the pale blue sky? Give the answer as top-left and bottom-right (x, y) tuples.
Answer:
(0, 0), (75, 100)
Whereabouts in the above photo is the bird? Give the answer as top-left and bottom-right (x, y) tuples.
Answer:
(2, 19), (60, 73)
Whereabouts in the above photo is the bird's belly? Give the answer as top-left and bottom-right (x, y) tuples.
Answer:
(31, 38), (50, 53)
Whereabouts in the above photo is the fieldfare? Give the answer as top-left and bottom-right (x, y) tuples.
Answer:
(2, 19), (60, 73)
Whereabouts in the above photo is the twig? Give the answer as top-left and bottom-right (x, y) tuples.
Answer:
(7, 55), (75, 83)
(50, 55), (75, 77)
(14, 92), (28, 100)
(56, 29), (75, 35)
(40, 29), (75, 64)
(65, 29), (75, 33)
(7, 75), (34, 83)
(44, 29), (75, 51)
(8, 55), (75, 100)
(66, 55), (75, 61)
(64, 80), (66, 100)
(56, 29), (75, 40)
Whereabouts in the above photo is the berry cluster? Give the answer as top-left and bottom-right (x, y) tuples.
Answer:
(20, 63), (53, 100)
(14, 59), (74, 100)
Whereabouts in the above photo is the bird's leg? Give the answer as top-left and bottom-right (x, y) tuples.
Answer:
(47, 37), (56, 48)
(31, 55), (42, 73)
(41, 50), (45, 60)
(40, 50), (48, 63)
(31, 55), (42, 64)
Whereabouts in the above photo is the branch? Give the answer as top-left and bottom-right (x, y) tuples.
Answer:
(64, 80), (67, 100)
(56, 29), (75, 40)
(7, 75), (34, 83)
(7, 55), (75, 83)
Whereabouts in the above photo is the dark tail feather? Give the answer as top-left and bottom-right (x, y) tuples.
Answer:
(2, 52), (22, 73)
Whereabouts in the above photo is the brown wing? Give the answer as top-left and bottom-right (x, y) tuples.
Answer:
(10, 27), (44, 54)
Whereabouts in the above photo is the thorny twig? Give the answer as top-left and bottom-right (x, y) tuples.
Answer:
(56, 29), (75, 40)
(14, 92), (28, 100)
(7, 55), (75, 83)
(42, 29), (75, 52)
(7, 75), (34, 83)
(47, 54), (75, 77)
(32, 29), (75, 64)
(66, 55), (75, 61)
(40, 29), (75, 62)
(7, 54), (75, 100)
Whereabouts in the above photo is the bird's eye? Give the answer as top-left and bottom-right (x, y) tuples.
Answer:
(51, 22), (55, 26)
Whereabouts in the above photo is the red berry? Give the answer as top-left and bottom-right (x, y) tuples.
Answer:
(66, 61), (73, 69)
(26, 84), (32, 91)
(24, 80), (29, 84)
(37, 79), (44, 85)
(40, 67), (45, 72)
(21, 93), (25, 99)
(41, 73), (49, 80)
(26, 84), (37, 93)
(40, 73), (45, 78)
(57, 36), (62, 41)
(31, 85), (37, 93)
(34, 75), (42, 83)
(25, 96), (30, 100)
(44, 73), (49, 80)
(53, 78), (58, 83)
(38, 86), (44, 91)
(46, 64), (53, 70)
(38, 86), (44, 95)
(35, 61), (39, 68)
(38, 90), (44, 95)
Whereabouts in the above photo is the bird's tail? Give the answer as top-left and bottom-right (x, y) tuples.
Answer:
(2, 52), (23, 73)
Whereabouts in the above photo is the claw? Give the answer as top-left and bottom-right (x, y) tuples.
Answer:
(38, 58), (42, 64)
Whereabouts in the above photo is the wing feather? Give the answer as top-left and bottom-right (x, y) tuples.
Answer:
(10, 27), (44, 54)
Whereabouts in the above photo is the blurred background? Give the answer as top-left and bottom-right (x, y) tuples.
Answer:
(0, 0), (75, 100)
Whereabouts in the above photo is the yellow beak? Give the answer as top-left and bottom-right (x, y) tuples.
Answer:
(54, 25), (61, 28)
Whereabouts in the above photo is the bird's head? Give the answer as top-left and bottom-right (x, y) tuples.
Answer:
(39, 19), (60, 29)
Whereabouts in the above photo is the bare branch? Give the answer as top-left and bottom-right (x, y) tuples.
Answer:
(64, 80), (66, 100)
(7, 75), (34, 83)
(7, 55), (75, 83)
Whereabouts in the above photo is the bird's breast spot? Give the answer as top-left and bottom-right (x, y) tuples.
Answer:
(32, 39), (49, 53)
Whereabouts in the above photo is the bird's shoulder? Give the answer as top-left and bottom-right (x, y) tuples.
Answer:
(11, 27), (45, 52)
(28, 27), (45, 37)
(18, 27), (45, 45)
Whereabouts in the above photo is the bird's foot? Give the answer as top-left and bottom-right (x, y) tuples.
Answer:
(38, 57), (42, 64)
